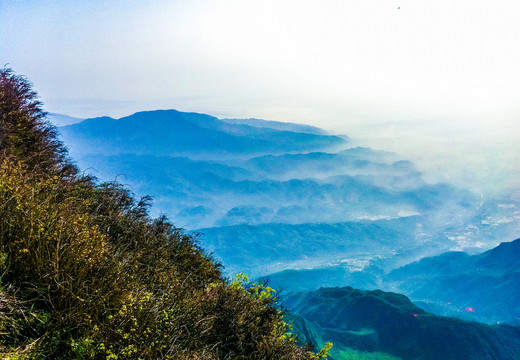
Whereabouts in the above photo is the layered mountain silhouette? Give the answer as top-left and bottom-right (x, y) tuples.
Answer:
(54, 108), (520, 358)
(386, 238), (520, 324)
(57, 109), (518, 279)
(197, 217), (422, 276)
(265, 238), (520, 325)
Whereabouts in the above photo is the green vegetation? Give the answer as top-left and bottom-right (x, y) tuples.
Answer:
(0, 68), (327, 359)
(288, 286), (520, 360)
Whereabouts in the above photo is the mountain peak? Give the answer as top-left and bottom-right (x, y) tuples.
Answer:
(475, 238), (520, 271)
(59, 109), (347, 158)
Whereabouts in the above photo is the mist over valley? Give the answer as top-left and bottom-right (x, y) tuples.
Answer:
(49, 108), (520, 359)
(55, 111), (518, 282)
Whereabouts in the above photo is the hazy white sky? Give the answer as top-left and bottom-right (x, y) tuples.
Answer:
(1, 0), (519, 191)
(1, 0), (519, 128)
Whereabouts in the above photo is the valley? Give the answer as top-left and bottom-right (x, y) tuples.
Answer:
(53, 109), (520, 359)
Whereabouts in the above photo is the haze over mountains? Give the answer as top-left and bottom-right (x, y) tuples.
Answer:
(55, 110), (519, 272)
(53, 109), (520, 358)
(385, 238), (520, 324)
(59, 110), (346, 158)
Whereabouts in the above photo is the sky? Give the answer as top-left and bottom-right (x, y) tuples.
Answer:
(1, 0), (519, 189)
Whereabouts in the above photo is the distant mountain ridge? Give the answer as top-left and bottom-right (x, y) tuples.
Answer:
(220, 117), (330, 135)
(57, 108), (500, 280)
(196, 216), (423, 276)
(59, 109), (347, 158)
(386, 238), (520, 323)
(47, 112), (84, 126)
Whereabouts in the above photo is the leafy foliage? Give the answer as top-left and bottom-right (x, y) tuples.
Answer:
(0, 67), (75, 175)
(0, 68), (326, 359)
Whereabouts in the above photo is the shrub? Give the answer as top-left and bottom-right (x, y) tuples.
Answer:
(0, 67), (326, 359)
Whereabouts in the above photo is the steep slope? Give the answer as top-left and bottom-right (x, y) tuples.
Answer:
(0, 68), (317, 360)
(287, 287), (520, 360)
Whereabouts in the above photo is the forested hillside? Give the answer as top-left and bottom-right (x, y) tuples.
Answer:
(287, 287), (520, 360)
(0, 69), (329, 359)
